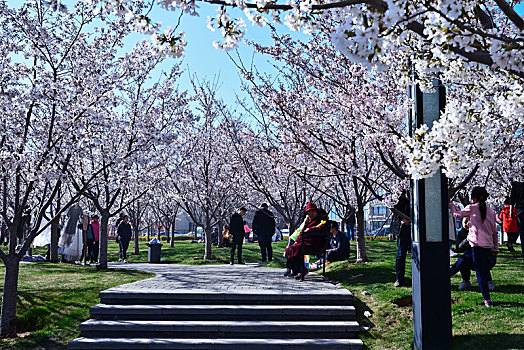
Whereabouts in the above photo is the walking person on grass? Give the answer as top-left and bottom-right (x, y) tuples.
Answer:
(390, 190), (411, 288)
(510, 167), (524, 257)
(450, 186), (498, 307)
(117, 215), (132, 263)
(499, 196), (519, 253)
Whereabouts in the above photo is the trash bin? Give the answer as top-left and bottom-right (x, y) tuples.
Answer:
(146, 241), (163, 263)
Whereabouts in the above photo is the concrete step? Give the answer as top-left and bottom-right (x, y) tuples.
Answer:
(79, 320), (360, 339)
(68, 337), (364, 350)
(90, 304), (356, 321)
(99, 290), (354, 306)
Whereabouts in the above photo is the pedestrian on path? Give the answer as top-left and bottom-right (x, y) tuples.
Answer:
(229, 207), (247, 265)
(117, 215), (132, 263)
(390, 190), (411, 288)
(451, 186), (498, 307)
(499, 196), (519, 252)
(252, 203), (276, 264)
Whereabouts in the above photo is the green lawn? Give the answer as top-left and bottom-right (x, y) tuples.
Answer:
(322, 240), (524, 350)
(0, 263), (152, 350)
(0, 239), (522, 349)
(106, 239), (290, 266)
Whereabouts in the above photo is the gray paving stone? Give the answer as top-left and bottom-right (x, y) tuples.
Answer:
(106, 263), (351, 295)
(69, 337), (364, 350)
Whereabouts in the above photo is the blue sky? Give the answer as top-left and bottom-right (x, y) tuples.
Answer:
(6, 0), (307, 107)
(133, 3), (308, 106)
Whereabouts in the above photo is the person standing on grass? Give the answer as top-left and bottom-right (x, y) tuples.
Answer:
(451, 186), (498, 307)
(499, 196), (519, 253)
(252, 203), (276, 264)
(390, 190), (411, 288)
(117, 215), (132, 263)
(85, 216), (95, 265)
(449, 217), (496, 292)
(229, 207), (247, 265)
(90, 215), (100, 263)
(510, 167), (524, 257)
(346, 207), (356, 241)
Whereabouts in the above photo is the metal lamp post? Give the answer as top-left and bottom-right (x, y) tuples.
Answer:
(410, 78), (453, 349)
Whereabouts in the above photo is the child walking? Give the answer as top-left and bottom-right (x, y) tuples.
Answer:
(450, 186), (498, 307)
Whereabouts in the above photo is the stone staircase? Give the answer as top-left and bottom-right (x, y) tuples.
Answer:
(68, 289), (363, 349)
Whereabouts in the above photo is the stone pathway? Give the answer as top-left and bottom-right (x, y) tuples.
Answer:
(106, 263), (346, 293)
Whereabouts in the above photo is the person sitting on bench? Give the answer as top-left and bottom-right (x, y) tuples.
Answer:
(312, 221), (350, 269)
(284, 203), (329, 279)
(325, 221), (350, 263)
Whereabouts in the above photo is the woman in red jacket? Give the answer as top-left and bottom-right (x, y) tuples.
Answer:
(499, 197), (519, 252)
(284, 203), (329, 279)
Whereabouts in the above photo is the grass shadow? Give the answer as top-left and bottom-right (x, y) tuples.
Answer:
(451, 333), (524, 349)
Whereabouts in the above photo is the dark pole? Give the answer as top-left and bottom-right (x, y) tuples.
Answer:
(410, 78), (452, 349)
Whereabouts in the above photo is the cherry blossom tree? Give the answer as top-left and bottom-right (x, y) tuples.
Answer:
(84, 0), (523, 186)
(224, 113), (325, 235)
(67, 57), (191, 270)
(86, 1), (523, 78)
(0, 0), (152, 337)
(232, 29), (410, 260)
(167, 80), (246, 260)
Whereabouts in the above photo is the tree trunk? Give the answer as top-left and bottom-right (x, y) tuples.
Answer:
(147, 224), (150, 241)
(0, 259), (19, 337)
(355, 206), (368, 262)
(288, 221), (296, 239)
(204, 225), (212, 260)
(49, 218), (59, 263)
(97, 212), (109, 270)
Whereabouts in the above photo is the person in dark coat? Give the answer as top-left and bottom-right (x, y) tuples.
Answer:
(510, 167), (524, 257)
(390, 190), (411, 287)
(117, 215), (132, 263)
(252, 203), (276, 263)
(229, 207), (247, 265)
(346, 206), (356, 241)
(325, 221), (350, 263)
(285, 203), (329, 279)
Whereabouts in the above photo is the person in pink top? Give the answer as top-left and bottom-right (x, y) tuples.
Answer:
(451, 186), (498, 307)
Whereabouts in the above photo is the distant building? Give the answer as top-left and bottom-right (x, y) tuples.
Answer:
(365, 200), (391, 233)
(175, 212), (193, 234)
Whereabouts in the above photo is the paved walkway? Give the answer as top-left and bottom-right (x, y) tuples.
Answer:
(108, 263), (350, 295)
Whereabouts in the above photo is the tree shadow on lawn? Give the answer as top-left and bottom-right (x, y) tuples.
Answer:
(489, 284), (524, 295)
(451, 333), (524, 350)
(327, 264), (398, 287)
(0, 332), (66, 350)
